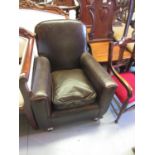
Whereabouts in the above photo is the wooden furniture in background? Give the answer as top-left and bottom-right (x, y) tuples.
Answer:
(51, 0), (80, 18)
(19, 9), (67, 32)
(78, 0), (92, 27)
(19, 28), (38, 129)
(87, 0), (134, 63)
(88, 0), (117, 40)
(52, 0), (75, 6)
(115, 0), (131, 24)
(108, 0), (135, 123)
(89, 40), (132, 62)
(108, 38), (135, 123)
(19, 0), (69, 18)
(79, 0), (117, 63)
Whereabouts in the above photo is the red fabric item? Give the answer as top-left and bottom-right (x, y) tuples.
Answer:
(112, 72), (135, 104)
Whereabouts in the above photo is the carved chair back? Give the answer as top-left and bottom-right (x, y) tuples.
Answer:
(78, 0), (92, 26)
(88, 0), (117, 40)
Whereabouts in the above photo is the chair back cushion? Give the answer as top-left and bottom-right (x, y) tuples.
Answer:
(35, 20), (87, 71)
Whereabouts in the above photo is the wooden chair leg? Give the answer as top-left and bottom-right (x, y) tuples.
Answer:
(115, 103), (128, 123)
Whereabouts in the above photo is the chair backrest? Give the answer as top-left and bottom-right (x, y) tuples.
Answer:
(108, 0), (135, 71)
(35, 19), (87, 71)
(78, 0), (92, 26)
(88, 0), (117, 40)
(108, 38), (135, 71)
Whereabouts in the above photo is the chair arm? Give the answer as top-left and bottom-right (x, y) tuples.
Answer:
(31, 56), (51, 101)
(30, 56), (52, 129)
(81, 52), (117, 91)
(80, 52), (117, 116)
(111, 65), (133, 100)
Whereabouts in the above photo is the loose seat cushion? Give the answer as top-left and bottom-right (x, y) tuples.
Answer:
(51, 69), (96, 110)
(112, 72), (135, 104)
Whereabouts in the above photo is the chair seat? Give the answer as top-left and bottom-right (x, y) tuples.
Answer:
(51, 69), (96, 110)
(112, 72), (135, 104)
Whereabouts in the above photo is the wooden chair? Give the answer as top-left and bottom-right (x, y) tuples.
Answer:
(108, 38), (135, 123)
(19, 28), (38, 129)
(113, 0), (135, 73)
(107, 0), (135, 123)
(84, 0), (117, 63)
(113, 0), (135, 53)
(113, 23), (134, 52)
(114, 0), (131, 24)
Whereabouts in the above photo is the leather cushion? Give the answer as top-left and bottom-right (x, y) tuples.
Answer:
(112, 72), (135, 103)
(51, 69), (96, 110)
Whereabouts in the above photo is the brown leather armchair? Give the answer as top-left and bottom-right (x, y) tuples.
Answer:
(30, 20), (117, 130)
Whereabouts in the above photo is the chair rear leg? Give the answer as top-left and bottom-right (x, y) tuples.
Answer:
(115, 103), (128, 123)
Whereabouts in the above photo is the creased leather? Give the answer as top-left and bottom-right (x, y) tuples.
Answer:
(30, 20), (117, 129)
(51, 69), (96, 110)
(31, 56), (51, 101)
(81, 53), (117, 90)
(31, 56), (52, 117)
(80, 52), (117, 116)
(35, 20), (87, 71)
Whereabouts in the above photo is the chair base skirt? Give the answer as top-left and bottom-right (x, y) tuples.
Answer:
(38, 106), (99, 129)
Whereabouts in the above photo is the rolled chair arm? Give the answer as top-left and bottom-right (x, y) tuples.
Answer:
(80, 52), (117, 117)
(30, 56), (52, 129)
(31, 56), (51, 101)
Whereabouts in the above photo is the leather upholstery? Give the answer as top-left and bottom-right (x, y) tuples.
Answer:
(30, 20), (117, 129)
(31, 56), (52, 116)
(52, 69), (96, 110)
(31, 57), (51, 101)
(81, 53), (117, 91)
(35, 20), (87, 71)
(80, 52), (117, 116)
